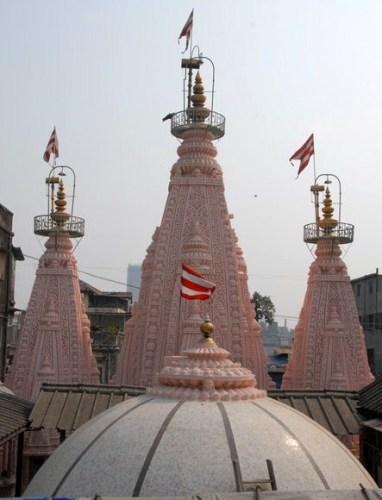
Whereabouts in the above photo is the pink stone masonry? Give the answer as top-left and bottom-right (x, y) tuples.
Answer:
(6, 231), (99, 401)
(282, 238), (374, 390)
(148, 320), (266, 402)
(112, 125), (271, 388)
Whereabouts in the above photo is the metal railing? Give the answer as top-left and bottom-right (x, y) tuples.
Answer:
(303, 221), (354, 244)
(171, 109), (225, 139)
(34, 214), (85, 238)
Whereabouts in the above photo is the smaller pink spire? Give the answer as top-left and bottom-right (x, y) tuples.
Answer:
(148, 319), (266, 401)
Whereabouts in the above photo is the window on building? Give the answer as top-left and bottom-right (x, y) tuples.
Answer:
(0, 253), (5, 280)
(368, 314), (374, 328)
(357, 284), (361, 297)
(368, 280), (374, 294)
(376, 313), (382, 329)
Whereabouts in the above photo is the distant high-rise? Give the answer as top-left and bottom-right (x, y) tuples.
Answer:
(127, 264), (141, 303)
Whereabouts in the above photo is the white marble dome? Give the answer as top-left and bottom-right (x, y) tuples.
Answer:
(26, 394), (375, 497)
(25, 323), (376, 497)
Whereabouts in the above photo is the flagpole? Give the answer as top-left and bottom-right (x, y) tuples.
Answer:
(177, 271), (182, 354)
(209, 296), (214, 323)
(189, 10), (193, 59)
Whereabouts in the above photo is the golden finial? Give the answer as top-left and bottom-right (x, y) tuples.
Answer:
(189, 71), (210, 122)
(200, 319), (215, 344)
(319, 186), (338, 232)
(50, 178), (70, 227)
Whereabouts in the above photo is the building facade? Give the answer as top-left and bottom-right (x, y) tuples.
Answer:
(351, 271), (382, 377)
(0, 204), (24, 381)
(80, 281), (132, 383)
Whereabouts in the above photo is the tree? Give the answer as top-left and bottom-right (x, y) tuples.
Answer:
(250, 292), (276, 324)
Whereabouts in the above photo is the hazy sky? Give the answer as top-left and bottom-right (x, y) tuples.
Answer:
(1, 0), (381, 328)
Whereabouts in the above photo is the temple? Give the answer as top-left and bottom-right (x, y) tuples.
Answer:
(112, 58), (271, 389)
(5, 169), (99, 401)
(26, 319), (376, 497)
(282, 178), (374, 390)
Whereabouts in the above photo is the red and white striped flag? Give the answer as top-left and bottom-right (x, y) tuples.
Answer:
(43, 127), (59, 164)
(181, 263), (216, 301)
(178, 10), (193, 52)
(289, 134), (314, 177)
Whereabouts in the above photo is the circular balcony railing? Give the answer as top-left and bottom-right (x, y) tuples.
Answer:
(303, 222), (354, 244)
(171, 109), (225, 140)
(34, 214), (85, 238)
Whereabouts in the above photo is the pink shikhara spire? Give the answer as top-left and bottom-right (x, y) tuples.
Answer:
(6, 176), (99, 401)
(282, 184), (374, 391)
(112, 68), (271, 389)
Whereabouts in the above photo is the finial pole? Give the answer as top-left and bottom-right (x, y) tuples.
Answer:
(187, 65), (193, 109)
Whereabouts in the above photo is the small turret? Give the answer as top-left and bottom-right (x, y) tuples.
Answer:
(304, 174), (353, 244)
(34, 167), (84, 238)
(170, 55), (225, 140)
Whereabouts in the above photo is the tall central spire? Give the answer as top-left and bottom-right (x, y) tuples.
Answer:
(112, 56), (271, 388)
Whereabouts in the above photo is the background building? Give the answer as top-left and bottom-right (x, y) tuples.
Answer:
(0, 204), (24, 381)
(80, 281), (132, 383)
(351, 270), (382, 377)
(260, 320), (293, 388)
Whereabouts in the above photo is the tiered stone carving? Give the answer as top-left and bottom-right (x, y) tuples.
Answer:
(149, 319), (266, 401)
(282, 187), (374, 390)
(112, 71), (271, 388)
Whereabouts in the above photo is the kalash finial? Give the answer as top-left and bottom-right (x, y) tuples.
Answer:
(319, 186), (338, 233)
(50, 178), (70, 228)
(200, 318), (215, 344)
(189, 71), (210, 122)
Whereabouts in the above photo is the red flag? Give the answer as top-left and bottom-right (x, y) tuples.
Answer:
(289, 134), (314, 177)
(181, 263), (216, 300)
(178, 10), (193, 52)
(43, 127), (59, 164)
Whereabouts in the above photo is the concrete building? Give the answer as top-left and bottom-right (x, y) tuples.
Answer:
(0, 204), (24, 381)
(351, 271), (382, 377)
(80, 280), (132, 383)
(260, 321), (293, 388)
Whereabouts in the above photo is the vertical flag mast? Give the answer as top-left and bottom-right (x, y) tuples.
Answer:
(289, 134), (322, 229)
(43, 127), (60, 216)
(178, 10), (196, 110)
